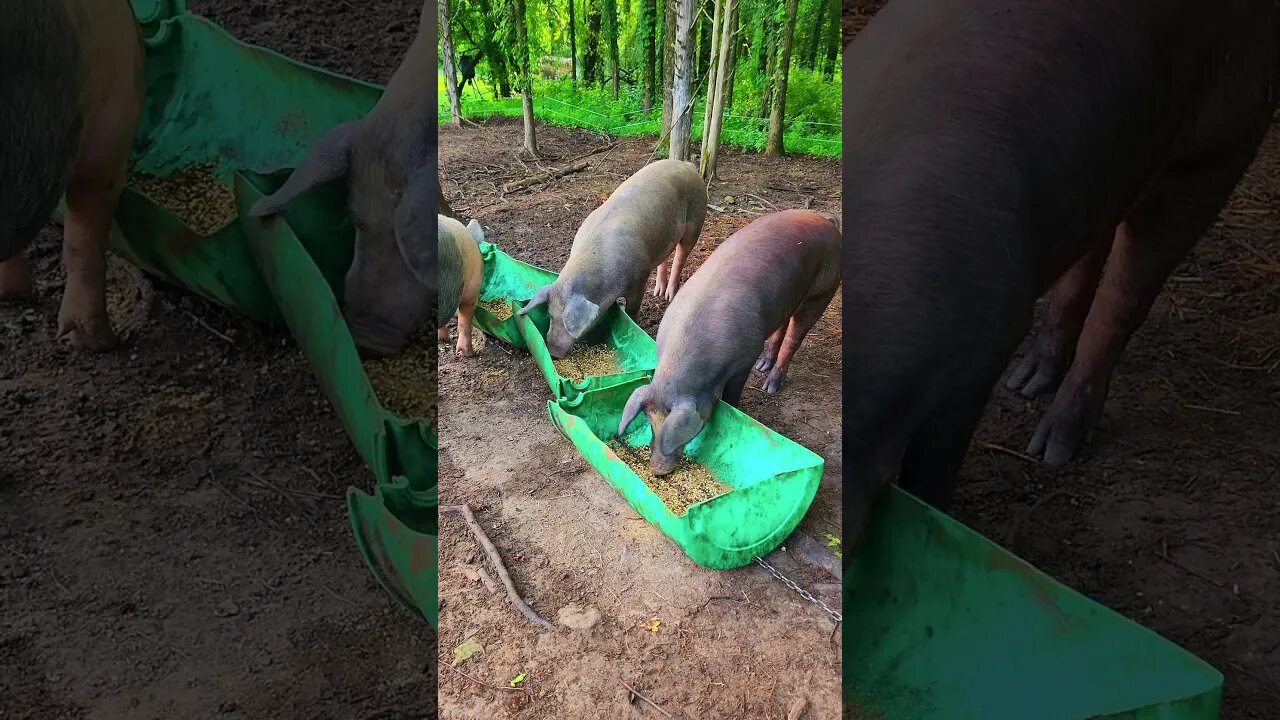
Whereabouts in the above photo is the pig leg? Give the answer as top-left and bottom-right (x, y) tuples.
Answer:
(663, 228), (697, 300)
(761, 285), (838, 394)
(1005, 236), (1112, 398)
(438, 325), (450, 342)
(721, 368), (752, 408)
(455, 296), (477, 357)
(0, 255), (36, 301)
(622, 284), (645, 320)
(898, 382), (998, 510)
(754, 324), (787, 372)
(653, 260), (669, 298)
(1028, 145), (1259, 466)
(57, 170), (126, 351)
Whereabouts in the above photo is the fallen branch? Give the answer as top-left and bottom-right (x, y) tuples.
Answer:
(618, 679), (675, 719)
(786, 696), (808, 720)
(502, 160), (589, 193)
(441, 504), (556, 631)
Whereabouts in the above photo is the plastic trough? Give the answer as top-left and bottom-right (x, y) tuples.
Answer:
(97, 1), (437, 625)
(548, 378), (824, 569)
(844, 488), (1223, 719)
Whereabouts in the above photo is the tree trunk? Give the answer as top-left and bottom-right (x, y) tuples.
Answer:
(661, 0), (676, 139)
(585, 3), (603, 86)
(765, 0), (797, 156)
(604, 0), (620, 98)
(668, 0), (697, 161)
(804, 0), (828, 70)
(438, 184), (457, 220)
(512, 0), (538, 155)
(440, 0), (462, 126)
(758, 4), (776, 116)
(696, 0), (712, 81)
(699, 0), (722, 146)
(569, 0), (578, 84)
(723, 3), (738, 110)
(642, 0), (656, 112)
(822, 0), (839, 79)
(700, 0), (735, 182)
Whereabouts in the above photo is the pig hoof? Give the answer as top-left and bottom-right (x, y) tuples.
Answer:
(1005, 347), (1065, 398)
(57, 316), (119, 352)
(1026, 386), (1097, 467)
(761, 373), (785, 394)
(754, 354), (776, 372)
(437, 327), (450, 342)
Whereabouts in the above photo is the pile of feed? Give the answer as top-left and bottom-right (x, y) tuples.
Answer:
(608, 440), (733, 516)
(363, 328), (438, 426)
(552, 344), (621, 381)
(478, 298), (512, 322)
(130, 164), (238, 235)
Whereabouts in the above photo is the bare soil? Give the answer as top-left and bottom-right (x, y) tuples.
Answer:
(1, 2), (435, 719)
(437, 122), (844, 718)
(841, 3), (1280, 718)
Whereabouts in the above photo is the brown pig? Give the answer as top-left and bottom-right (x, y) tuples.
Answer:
(250, 1), (437, 358)
(519, 159), (707, 358)
(0, 0), (144, 350)
(619, 209), (841, 475)
(436, 215), (484, 356)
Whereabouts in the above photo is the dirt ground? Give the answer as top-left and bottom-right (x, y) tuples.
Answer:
(1, 2), (436, 719)
(436, 123), (843, 718)
(840, 3), (1279, 719)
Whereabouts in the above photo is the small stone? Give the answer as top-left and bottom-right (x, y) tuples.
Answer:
(558, 604), (601, 630)
(214, 599), (240, 618)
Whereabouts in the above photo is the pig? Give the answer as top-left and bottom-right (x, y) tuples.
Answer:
(518, 159), (707, 359)
(842, 0), (1280, 558)
(0, 0), (144, 351)
(250, 0), (438, 358)
(436, 215), (485, 356)
(618, 210), (841, 475)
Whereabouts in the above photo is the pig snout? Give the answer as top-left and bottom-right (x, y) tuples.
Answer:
(545, 322), (574, 359)
(648, 445), (680, 476)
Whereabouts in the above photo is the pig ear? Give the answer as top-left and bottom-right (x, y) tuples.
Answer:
(518, 284), (553, 316)
(464, 219), (485, 244)
(393, 168), (438, 288)
(618, 384), (652, 438)
(658, 402), (704, 457)
(562, 294), (601, 339)
(250, 121), (358, 217)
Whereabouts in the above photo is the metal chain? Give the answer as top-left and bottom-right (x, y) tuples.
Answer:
(753, 556), (842, 625)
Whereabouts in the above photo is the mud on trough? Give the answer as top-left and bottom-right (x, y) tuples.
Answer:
(1, 1), (435, 718)
(436, 120), (843, 718)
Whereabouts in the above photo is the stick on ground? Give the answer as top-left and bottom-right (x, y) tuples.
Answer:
(441, 504), (556, 631)
(503, 160), (590, 192)
(618, 679), (675, 719)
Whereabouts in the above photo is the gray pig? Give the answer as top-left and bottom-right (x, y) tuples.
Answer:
(619, 210), (841, 475)
(518, 159), (707, 359)
(0, 0), (144, 351)
(250, 1), (437, 358)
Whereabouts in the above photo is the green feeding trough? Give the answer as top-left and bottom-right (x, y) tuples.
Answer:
(471, 242), (554, 348)
(844, 488), (1224, 720)
(548, 378), (824, 569)
(92, 1), (438, 626)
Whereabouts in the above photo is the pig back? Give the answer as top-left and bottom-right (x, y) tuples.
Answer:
(565, 160), (706, 273)
(0, 2), (85, 259)
(659, 210), (839, 360)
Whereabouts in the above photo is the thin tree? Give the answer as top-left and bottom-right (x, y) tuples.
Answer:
(699, 0), (722, 145)
(804, 0), (828, 69)
(603, 0), (620, 98)
(568, 0), (578, 83)
(661, 0), (676, 139)
(585, 1), (603, 86)
(757, 3), (776, 117)
(723, 3), (738, 109)
(668, 0), (697, 160)
(512, 0), (538, 155)
(765, 0), (797, 156)
(700, 0), (735, 181)
(440, 0), (463, 126)
(641, 0), (656, 112)
(822, 0), (838, 79)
